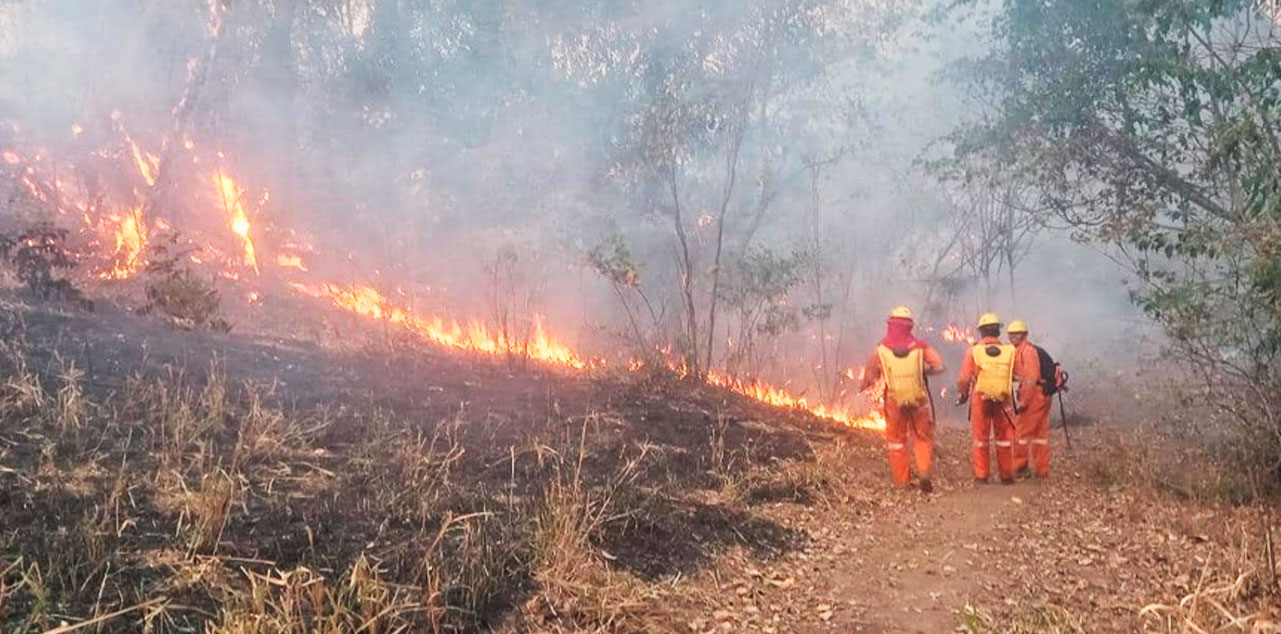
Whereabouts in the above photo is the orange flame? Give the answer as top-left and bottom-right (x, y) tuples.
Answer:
(291, 282), (593, 370)
(276, 254), (307, 271)
(942, 325), (976, 345)
(706, 370), (885, 431)
(213, 170), (259, 272)
(292, 281), (884, 431)
(100, 207), (148, 280)
(127, 137), (159, 187)
(205, 0), (223, 36)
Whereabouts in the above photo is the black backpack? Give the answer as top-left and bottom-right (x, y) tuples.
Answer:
(1033, 345), (1066, 396)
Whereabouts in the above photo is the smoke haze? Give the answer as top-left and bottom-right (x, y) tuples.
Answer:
(0, 0), (1146, 402)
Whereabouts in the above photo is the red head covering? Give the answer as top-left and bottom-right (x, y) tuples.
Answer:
(880, 316), (926, 351)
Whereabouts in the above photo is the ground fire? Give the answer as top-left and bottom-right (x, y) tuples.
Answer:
(100, 207), (148, 280)
(0, 122), (886, 432)
(5, 2), (1280, 633)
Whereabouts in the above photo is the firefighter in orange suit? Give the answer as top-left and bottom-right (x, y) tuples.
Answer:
(860, 306), (945, 493)
(1009, 320), (1053, 477)
(956, 312), (1024, 485)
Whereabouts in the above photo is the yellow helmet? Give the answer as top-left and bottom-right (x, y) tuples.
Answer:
(889, 305), (913, 320)
(1007, 320), (1029, 334)
(976, 312), (1001, 328)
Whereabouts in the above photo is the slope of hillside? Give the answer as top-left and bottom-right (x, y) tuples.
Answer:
(0, 293), (1276, 633)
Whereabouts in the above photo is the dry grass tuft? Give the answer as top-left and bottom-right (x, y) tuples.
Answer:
(523, 420), (657, 631)
(179, 470), (239, 555)
(1139, 553), (1279, 633)
(127, 371), (220, 471)
(958, 602), (1085, 634)
(51, 357), (86, 435)
(734, 441), (853, 508)
(348, 413), (466, 527)
(231, 386), (319, 465)
(417, 511), (516, 631)
(0, 343), (45, 418)
(209, 558), (407, 634)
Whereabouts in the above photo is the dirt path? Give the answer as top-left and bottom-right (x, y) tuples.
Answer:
(682, 424), (1248, 633)
(725, 439), (1055, 633)
(823, 478), (1050, 632)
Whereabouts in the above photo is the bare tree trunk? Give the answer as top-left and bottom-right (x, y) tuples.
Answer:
(1003, 198), (1018, 310)
(669, 166), (700, 374)
(611, 283), (649, 355)
(982, 267), (993, 308)
(807, 167), (833, 402)
(704, 119), (746, 374)
(1007, 249), (1017, 312)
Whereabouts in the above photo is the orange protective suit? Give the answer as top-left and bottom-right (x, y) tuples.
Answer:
(861, 345), (945, 485)
(1013, 340), (1053, 476)
(957, 336), (1023, 482)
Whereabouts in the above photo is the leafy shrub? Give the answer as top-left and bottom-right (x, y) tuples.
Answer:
(139, 233), (229, 331)
(0, 224), (92, 309)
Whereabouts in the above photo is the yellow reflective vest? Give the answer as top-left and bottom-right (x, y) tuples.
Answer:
(876, 344), (928, 407)
(971, 343), (1016, 402)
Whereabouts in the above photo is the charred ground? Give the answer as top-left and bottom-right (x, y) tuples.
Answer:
(0, 289), (851, 632)
(0, 291), (1277, 633)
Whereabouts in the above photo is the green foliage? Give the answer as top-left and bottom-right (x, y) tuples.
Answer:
(719, 247), (817, 336)
(588, 236), (640, 288)
(139, 233), (229, 332)
(0, 224), (92, 309)
(718, 247), (827, 372)
(949, 0), (1281, 485)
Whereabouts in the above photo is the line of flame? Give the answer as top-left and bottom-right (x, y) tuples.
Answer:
(706, 370), (885, 431)
(290, 282), (592, 370)
(292, 281), (885, 432)
(4, 132), (885, 434)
